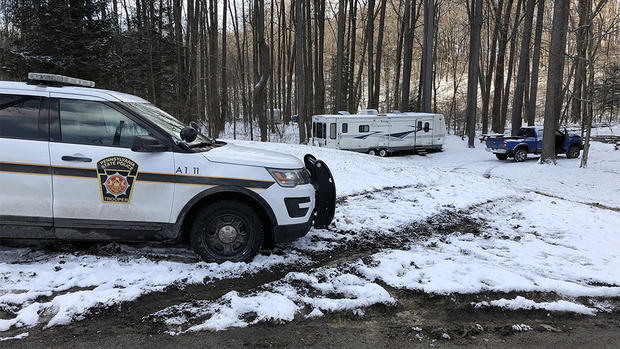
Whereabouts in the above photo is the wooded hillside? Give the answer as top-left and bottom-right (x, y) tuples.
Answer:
(0, 0), (618, 144)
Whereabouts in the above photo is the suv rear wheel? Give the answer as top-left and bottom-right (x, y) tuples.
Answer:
(513, 149), (528, 162)
(190, 200), (264, 263)
(566, 145), (580, 159)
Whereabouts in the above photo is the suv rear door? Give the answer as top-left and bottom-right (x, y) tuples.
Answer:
(0, 90), (54, 238)
(48, 94), (176, 240)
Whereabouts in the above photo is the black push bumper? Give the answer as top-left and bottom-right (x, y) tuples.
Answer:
(304, 154), (336, 229)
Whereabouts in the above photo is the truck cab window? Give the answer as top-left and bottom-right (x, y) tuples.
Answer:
(518, 128), (535, 137)
(330, 123), (336, 139)
(0, 94), (45, 140)
(59, 99), (148, 147)
(359, 125), (369, 133)
(342, 123), (348, 133)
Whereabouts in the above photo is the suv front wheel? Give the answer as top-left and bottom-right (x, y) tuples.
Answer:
(190, 200), (264, 263)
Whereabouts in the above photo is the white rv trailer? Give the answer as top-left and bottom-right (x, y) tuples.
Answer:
(311, 110), (446, 156)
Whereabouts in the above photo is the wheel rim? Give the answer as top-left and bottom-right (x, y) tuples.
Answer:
(516, 151), (526, 161)
(369, 150), (376, 156)
(569, 148), (578, 157)
(379, 150), (387, 157)
(204, 214), (249, 257)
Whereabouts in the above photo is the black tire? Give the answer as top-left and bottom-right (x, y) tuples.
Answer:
(513, 149), (527, 162)
(368, 149), (377, 156)
(566, 145), (580, 159)
(378, 149), (388, 157)
(495, 153), (508, 160)
(190, 200), (264, 263)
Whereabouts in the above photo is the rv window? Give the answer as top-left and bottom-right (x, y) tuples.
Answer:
(417, 121), (423, 130)
(424, 122), (430, 132)
(342, 123), (348, 133)
(312, 122), (316, 137)
(322, 123), (327, 139)
(330, 123), (336, 139)
(359, 125), (369, 133)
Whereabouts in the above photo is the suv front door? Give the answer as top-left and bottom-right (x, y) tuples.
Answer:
(48, 95), (175, 239)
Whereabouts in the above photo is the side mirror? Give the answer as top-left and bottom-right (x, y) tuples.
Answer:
(131, 135), (168, 152)
(180, 126), (198, 143)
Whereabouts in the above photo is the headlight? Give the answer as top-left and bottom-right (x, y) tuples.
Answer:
(267, 168), (311, 187)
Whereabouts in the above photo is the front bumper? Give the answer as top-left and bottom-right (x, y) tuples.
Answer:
(273, 218), (313, 243)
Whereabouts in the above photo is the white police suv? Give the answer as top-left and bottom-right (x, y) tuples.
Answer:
(0, 73), (335, 262)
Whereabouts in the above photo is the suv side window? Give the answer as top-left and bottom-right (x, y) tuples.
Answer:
(0, 94), (46, 140)
(59, 99), (148, 147)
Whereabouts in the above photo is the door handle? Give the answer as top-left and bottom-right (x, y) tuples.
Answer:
(61, 155), (92, 163)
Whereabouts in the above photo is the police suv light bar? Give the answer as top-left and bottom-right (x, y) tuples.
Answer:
(28, 73), (96, 88)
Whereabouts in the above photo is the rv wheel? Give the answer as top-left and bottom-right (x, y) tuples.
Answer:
(368, 149), (377, 156)
(378, 149), (388, 157)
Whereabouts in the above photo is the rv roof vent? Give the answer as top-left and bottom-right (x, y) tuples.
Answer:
(360, 109), (378, 115)
(337, 111), (350, 115)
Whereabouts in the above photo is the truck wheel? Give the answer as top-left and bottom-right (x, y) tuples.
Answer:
(190, 200), (263, 263)
(567, 145), (580, 159)
(513, 149), (527, 162)
(368, 149), (377, 156)
(495, 153), (508, 160)
(378, 149), (388, 157)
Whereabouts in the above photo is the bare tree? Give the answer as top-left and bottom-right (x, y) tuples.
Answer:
(465, 0), (483, 147)
(510, 0), (536, 135)
(253, 0), (271, 141)
(420, 0), (435, 112)
(526, 0), (545, 125)
(541, 0), (570, 163)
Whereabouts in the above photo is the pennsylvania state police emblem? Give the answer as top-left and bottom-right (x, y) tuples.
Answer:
(96, 156), (139, 204)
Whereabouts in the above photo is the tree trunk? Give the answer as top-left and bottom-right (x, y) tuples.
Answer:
(500, 0), (523, 132)
(365, 0), (376, 109)
(253, 0), (271, 141)
(420, 0), (434, 112)
(370, 0), (387, 109)
(465, 0), (483, 148)
(571, 0), (588, 125)
(510, 0), (536, 135)
(400, 0), (420, 111)
(526, 0), (545, 125)
(294, 0), (306, 142)
(314, 0), (325, 115)
(541, 0), (569, 163)
(334, 0), (346, 112)
(491, 0), (515, 133)
(481, 0), (504, 134)
(220, 0), (229, 137)
(393, 0), (409, 111)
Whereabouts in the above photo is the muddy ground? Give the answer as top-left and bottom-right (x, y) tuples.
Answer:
(3, 286), (619, 348)
(2, 202), (619, 348)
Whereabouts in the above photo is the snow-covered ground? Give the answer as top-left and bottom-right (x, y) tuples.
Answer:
(1, 127), (619, 335)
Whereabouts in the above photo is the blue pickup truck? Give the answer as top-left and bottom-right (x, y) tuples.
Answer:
(486, 126), (583, 162)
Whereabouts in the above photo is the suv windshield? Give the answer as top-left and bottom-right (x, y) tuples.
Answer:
(123, 102), (211, 146)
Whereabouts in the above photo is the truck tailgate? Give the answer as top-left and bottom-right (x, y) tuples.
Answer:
(486, 137), (505, 149)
